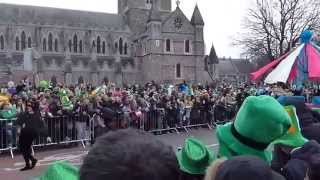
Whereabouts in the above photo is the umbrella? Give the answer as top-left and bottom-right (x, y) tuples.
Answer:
(251, 30), (320, 84)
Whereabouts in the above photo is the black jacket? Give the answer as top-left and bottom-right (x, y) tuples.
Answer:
(17, 111), (47, 136)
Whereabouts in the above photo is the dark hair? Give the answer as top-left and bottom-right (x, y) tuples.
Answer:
(179, 172), (204, 180)
(80, 129), (179, 180)
(308, 153), (320, 180)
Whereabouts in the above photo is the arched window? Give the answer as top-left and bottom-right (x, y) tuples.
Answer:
(54, 39), (58, 52)
(16, 37), (19, 51)
(124, 43), (128, 55)
(185, 40), (190, 53)
(68, 40), (72, 52)
(176, 63), (181, 78)
(102, 41), (106, 54)
(97, 36), (101, 54)
(48, 33), (53, 51)
(28, 37), (32, 48)
(115, 42), (118, 50)
(79, 40), (83, 53)
(166, 39), (171, 52)
(21, 31), (26, 50)
(43, 38), (47, 52)
(92, 41), (96, 48)
(73, 34), (78, 53)
(0, 35), (4, 50)
(119, 38), (123, 55)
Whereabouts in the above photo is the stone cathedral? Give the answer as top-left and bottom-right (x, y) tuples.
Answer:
(0, 0), (213, 85)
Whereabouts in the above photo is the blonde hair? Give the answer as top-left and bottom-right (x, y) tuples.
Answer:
(205, 158), (227, 180)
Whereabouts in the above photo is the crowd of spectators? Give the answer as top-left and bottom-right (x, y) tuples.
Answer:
(1, 78), (320, 148)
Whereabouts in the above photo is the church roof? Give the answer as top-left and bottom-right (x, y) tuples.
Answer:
(217, 58), (254, 75)
(190, 5), (204, 26)
(0, 3), (126, 29)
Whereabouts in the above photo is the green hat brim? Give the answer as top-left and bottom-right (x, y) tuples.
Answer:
(272, 106), (308, 147)
(216, 123), (272, 162)
(272, 133), (308, 148)
(176, 148), (215, 175)
(39, 161), (79, 180)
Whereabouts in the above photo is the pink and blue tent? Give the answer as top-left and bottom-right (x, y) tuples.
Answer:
(251, 30), (320, 85)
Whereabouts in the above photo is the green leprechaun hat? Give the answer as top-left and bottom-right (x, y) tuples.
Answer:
(38, 161), (79, 180)
(216, 95), (291, 162)
(272, 106), (308, 148)
(176, 138), (215, 175)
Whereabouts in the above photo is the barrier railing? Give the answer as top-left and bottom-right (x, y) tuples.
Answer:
(0, 118), (17, 158)
(0, 114), (95, 158)
(0, 105), (233, 159)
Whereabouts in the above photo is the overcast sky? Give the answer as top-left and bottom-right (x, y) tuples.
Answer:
(0, 0), (253, 58)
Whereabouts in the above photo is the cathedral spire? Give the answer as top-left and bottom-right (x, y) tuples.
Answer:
(209, 44), (219, 64)
(191, 4), (204, 26)
(148, 0), (161, 22)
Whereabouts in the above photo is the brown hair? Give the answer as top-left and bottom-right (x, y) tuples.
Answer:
(204, 158), (227, 180)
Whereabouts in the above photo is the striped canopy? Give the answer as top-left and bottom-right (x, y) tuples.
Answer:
(251, 30), (320, 84)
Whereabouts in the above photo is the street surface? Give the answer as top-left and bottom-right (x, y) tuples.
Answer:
(0, 128), (218, 180)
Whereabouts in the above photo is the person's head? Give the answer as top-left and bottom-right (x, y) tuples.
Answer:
(306, 153), (320, 180)
(26, 101), (34, 113)
(80, 129), (179, 180)
(2, 102), (11, 110)
(205, 156), (285, 180)
(177, 138), (215, 180)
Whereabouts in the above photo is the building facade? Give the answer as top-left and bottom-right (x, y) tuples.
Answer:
(0, 0), (212, 85)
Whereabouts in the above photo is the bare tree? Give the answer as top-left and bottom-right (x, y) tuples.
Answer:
(236, 0), (320, 63)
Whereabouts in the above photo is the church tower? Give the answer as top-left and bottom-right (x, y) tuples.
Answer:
(146, 0), (162, 54)
(118, 0), (171, 34)
(191, 4), (205, 56)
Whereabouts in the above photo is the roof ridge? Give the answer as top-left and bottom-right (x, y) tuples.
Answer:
(0, 3), (118, 16)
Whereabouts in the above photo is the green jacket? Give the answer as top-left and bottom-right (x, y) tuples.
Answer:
(0, 106), (17, 120)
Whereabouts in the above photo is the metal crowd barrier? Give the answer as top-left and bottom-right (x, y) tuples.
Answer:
(0, 118), (17, 158)
(0, 105), (233, 159)
(0, 114), (95, 158)
(96, 106), (233, 135)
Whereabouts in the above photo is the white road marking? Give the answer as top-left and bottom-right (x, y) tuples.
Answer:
(2, 151), (88, 172)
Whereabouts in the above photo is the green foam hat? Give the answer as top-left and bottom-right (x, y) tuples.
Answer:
(176, 138), (215, 175)
(38, 161), (79, 180)
(39, 80), (49, 90)
(216, 96), (291, 162)
(272, 106), (308, 147)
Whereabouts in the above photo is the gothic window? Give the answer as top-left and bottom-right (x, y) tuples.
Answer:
(48, 33), (53, 51)
(68, 40), (72, 52)
(79, 40), (83, 53)
(21, 31), (26, 50)
(0, 35), (4, 50)
(43, 38), (47, 52)
(115, 42), (118, 50)
(28, 37), (32, 48)
(102, 41), (106, 54)
(73, 34), (78, 53)
(16, 37), (19, 51)
(185, 40), (190, 53)
(54, 39), (58, 52)
(166, 39), (171, 52)
(119, 38), (123, 55)
(176, 63), (181, 78)
(97, 36), (101, 54)
(92, 40), (96, 48)
(124, 43), (128, 55)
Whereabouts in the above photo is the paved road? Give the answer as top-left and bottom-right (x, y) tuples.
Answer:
(0, 128), (218, 180)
